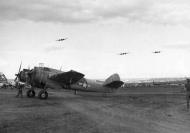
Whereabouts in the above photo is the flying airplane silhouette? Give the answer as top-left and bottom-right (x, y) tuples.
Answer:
(153, 51), (161, 54)
(56, 38), (67, 41)
(118, 52), (129, 55)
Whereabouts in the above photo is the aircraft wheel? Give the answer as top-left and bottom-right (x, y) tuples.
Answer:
(38, 90), (48, 99)
(27, 89), (36, 98)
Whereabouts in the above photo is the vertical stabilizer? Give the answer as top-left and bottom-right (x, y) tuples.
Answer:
(103, 73), (123, 88)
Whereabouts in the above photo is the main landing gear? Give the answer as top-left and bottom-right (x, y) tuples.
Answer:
(38, 90), (48, 99)
(26, 89), (36, 98)
(74, 90), (77, 95)
(26, 88), (48, 99)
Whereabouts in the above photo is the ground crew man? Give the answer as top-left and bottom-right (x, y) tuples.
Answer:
(15, 79), (24, 98)
(185, 79), (190, 110)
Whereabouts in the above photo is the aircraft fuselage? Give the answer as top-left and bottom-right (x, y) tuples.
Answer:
(27, 67), (118, 93)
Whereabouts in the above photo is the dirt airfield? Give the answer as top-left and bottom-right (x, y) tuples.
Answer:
(0, 87), (190, 133)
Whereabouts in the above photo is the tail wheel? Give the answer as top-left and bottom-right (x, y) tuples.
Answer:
(38, 90), (48, 99)
(27, 89), (35, 98)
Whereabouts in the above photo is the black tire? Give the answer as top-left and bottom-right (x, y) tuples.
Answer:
(38, 90), (48, 99)
(27, 89), (36, 98)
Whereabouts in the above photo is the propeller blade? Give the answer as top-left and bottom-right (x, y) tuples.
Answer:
(18, 62), (22, 74)
(15, 62), (22, 82)
(14, 76), (17, 81)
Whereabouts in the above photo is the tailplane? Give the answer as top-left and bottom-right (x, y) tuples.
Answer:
(103, 73), (124, 88)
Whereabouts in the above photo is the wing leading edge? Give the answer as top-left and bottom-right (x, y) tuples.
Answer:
(49, 70), (85, 84)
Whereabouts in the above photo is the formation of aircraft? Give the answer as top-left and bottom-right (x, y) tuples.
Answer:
(117, 51), (162, 55)
(56, 38), (67, 41)
(15, 65), (124, 99)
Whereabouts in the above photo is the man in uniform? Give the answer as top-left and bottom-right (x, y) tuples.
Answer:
(185, 78), (190, 110)
(15, 79), (24, 98)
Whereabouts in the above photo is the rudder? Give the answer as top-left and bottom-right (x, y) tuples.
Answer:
(103, 73), (123, 88)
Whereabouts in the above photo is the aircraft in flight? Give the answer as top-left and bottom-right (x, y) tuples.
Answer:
(56, 38), (67, 41)
(15, 66), (124, 99)
(153, 51), (161, 54)
(118, 52), (129, 55)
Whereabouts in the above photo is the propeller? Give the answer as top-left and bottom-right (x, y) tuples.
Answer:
(14, 62), (22, 82)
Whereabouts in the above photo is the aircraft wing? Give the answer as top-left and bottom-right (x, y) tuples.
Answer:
(49, 70), (85, 84)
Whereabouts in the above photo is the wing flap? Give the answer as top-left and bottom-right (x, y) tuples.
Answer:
(49, 70), (84, 84)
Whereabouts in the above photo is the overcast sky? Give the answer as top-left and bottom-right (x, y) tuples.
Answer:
(0, 0), (190, 79)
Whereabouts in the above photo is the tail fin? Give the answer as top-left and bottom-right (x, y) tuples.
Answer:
(103, 73), (124, 88)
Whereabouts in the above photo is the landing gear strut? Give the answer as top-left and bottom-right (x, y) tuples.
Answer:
(74, 90), (77, 95)
(38, 90), (48, 99)
(26, 89), (36, 98)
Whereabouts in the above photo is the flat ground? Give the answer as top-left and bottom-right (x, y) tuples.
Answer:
(0, 87), (190, 133)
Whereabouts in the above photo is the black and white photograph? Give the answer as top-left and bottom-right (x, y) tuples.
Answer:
(0, 0), (190, 132)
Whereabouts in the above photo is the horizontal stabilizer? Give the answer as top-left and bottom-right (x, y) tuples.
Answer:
(49, 70), (84, 84)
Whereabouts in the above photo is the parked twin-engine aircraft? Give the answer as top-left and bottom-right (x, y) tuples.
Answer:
(15, 66), (124, 99)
